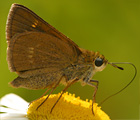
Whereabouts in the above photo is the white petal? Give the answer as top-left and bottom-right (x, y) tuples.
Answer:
(0, 93), (29, 111)
(0, 107), (26, 114)
(0, 93), (29, 120)
(0, 113), (28, 120)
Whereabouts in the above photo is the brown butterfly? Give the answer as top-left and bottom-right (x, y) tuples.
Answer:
(7, 3), (134, 115)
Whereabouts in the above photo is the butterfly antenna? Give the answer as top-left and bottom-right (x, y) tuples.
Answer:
(99, 62), (137, 106)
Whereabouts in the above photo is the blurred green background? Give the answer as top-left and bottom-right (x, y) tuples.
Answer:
(0, 0), (139, 119)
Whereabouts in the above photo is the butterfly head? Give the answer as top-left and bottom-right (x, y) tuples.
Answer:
(93, 52), (108, 72)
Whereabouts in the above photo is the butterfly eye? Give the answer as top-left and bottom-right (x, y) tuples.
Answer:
(95, 58), (103, 67)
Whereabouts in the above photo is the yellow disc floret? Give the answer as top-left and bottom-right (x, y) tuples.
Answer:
(27, 92), (110, 120)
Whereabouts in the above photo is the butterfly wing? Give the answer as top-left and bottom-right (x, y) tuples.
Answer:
(8, 31), (80, 76)
(6, 4), (80, 52)
(6, 4), (82, 75)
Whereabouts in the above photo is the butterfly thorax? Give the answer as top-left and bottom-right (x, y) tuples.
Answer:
(63, 48), (107, 86)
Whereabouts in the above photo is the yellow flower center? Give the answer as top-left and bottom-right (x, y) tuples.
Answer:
(27, 92), (110, 120)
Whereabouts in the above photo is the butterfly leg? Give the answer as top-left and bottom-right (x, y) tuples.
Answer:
(36, 76), (63, 110)
(87, 79), (99, 115)
(50, 78), (79, 113)
(29, 88), (51, 106)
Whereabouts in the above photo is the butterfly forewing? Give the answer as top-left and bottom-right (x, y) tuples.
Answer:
(7, 31), (80, 75)
(6, 4), (82, 73)
(6, 4), (48, 40)
(6, 4), (81, 52)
